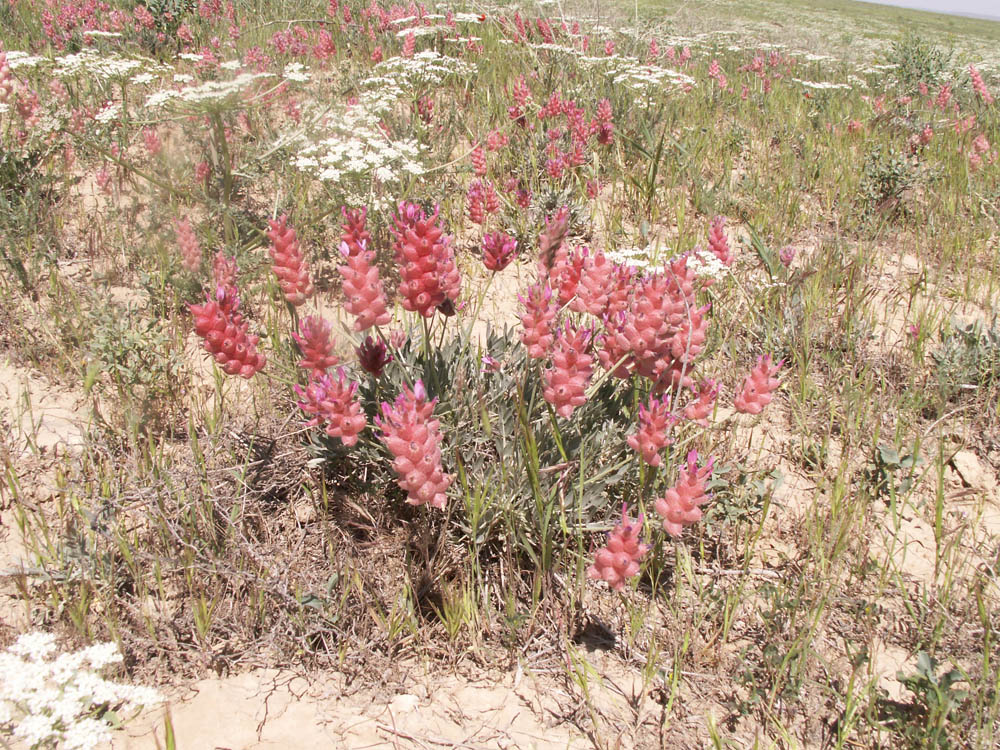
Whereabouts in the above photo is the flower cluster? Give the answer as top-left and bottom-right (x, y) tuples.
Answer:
(375, 380), (452, 509)
(1, 632), (162, 750)
(189, 285), (266, 378)
(391, 202), (461, 317)
(267, 214), (314, 306)
(295, 368), (367, 446)
(587, 505), (650, 591)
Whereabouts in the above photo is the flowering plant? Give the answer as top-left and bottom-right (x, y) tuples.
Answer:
(0, 632), (162, 750)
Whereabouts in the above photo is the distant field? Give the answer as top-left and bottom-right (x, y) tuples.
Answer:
(569, 0), (1000, 65)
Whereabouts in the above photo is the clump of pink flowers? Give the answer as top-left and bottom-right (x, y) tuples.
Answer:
(587, 505), (649, 591)
(296, 368), (366, 446)
(376, 380), (453, 509)
(267, 214), (314, 306)
(482, 232), (517, 272)
(519, 284), (557, 359)
(734, 355), (783, 414)
(655, 450), (714, 537)
(707, 216), (733, 267)
(292, 316), (339, 377)
(969, 65), (994, 105)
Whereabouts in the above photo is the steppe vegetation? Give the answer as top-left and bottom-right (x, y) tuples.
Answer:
(0, 0), (999, 747)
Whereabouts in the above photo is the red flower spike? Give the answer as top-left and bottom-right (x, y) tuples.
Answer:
(375, 380), (453, 509)
(543, 323), (594, 418)
(482, 232), (517, 272)
(338, 240), (391, 331)
(391, 202), (461, 318)
(470, 144), (487, 176)
(292, 316), (339, 377)
(655, 450), (714, 537)
(267, 214), (314, 306)
(587, 504), (649, 591)
(188, 286), (266, 379)
(626, 393), (676, 467)
(356, 335), (392, 377)
(734, 355), (783, 414)
(295, 368), (366, 446)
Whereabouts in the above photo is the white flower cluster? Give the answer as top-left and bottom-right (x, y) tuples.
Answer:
(288, 103), (424, 189)
(395, 25), (447, 39)
(283, 62), (311, 82)
(1, 632), (162, 750)
(593, 58), (696, 91)
(605, 246), (656, 270)
(368, 51), (474, 91)
(145, 72), (273, 109)
(53, 49), (166, 81)
(684, 248), (729, 281)
(792, 78), (852, 90)
(5, 51), (45, 71)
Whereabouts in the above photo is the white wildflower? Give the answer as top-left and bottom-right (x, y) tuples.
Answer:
(94, 102), (122, 123)
(283, 62), (311, 82)
(684, 249), (729, 281)
(0, 633), (162, 750)
(6, 52), (45, 70)
(220, 60), (242, 71)
(173, 73), (195, 83)
(130, 72), (156, 85)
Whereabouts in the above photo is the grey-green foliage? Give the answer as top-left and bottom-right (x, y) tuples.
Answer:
(885, 31), (952, 91)
(857, 146), (918, 221)
(85, 302), (185, 428)
(932, 318), (1000, 401)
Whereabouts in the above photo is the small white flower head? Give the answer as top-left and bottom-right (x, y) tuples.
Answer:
(10, 631), (57, 661)
(1, 633), (163, 749)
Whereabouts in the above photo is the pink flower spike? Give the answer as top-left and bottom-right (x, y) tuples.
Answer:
(338, 240), (391, 331)
(519, 283), (557, 359)
(267, 214), (314, 306)
(734, 355), (783, 415)
(707, 216), (733, 266)
(482, 232), (517, 272)
(292, 316), (339, 377)
(295, 368), (366, 446)
(682, 379), (719, 425)
(626, 393), (676, 466)
(543, 323), (594, 418)
(175, 218), (201, 272)
(655, 450), (713, 537)
(587, 504), (649, 591)
(391, 202), (461, 318)
(375, 380), (452, 509)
